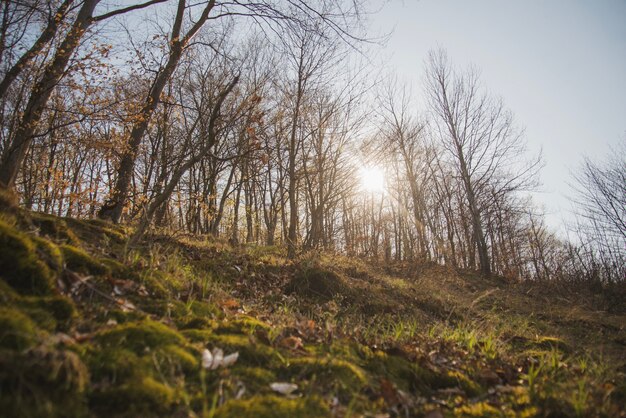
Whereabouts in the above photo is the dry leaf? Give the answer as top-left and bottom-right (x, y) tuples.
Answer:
(424, 410), (444, 418)
(222, 352), (239, 367)
(219, 298), (241, 311)
(212, 348), (224, 370)
(117, 299), (136, 312)
(202, 347), (239, 370)
(380, 378), (400, 407)
(279, 336), (303, 351)
(202, 349), (213, 369)
(270, 382), (298, 396)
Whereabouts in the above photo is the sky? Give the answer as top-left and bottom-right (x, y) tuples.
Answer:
(372, 0), (626, 233)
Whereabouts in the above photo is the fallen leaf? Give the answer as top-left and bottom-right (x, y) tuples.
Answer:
(117, 299), (136, 312)
(202, 347), (238, 370)
(270, 382), (298, 396)
(278, 336), (303, 351)
(211, 348), (224, 370)
(137, 285), (149, 296)
(222, 352), (239, 367)
(219, 298), (241, 311)
(424, 410), (444, 418)
(48, 333), (77, 346)
(380, 378), (400, 407)
(202, 349), (213, 369)
(436, 387), (464, 396)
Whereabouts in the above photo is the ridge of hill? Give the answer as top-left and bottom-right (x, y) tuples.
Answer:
(0, 195), (624, 417)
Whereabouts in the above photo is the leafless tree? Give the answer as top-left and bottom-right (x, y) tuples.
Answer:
(425, 49), (541, 276)
(571, 139), (625, 282)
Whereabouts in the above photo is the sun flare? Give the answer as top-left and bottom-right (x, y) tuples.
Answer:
(359, 166), (385, 194)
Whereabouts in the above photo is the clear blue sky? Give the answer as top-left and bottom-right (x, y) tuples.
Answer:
(372, 0), (626, 232)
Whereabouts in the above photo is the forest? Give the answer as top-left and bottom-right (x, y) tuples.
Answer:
(0, 0), (624, 417)
(0, 0), (624, 282)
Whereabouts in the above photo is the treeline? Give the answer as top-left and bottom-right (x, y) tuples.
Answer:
(0, 0), (623, 283)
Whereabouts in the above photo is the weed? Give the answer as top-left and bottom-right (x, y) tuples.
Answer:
(572, 379), (588, 417)
(523, 360), (543, 399)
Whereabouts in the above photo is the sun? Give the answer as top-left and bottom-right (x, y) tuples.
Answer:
(359, 166), (385, 194)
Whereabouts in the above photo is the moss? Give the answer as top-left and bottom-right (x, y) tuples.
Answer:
(286, 266), (346, 302)
(233, 366), (277, 392)
(446, 370), (482, 397)
(181, 328), (214, 342)
(60, 244), (110, 276)
(32, 236), (64, 273)
(454, 401), (501, 417)
(0, 346), (89, 417)
(138, 298), (218, 321)
(284, 357), (368, 389)
(323, 339), (370, 364)
(0, 306), (40, 350)
(363, 350), (476, 396)
(364, 351), (419, 392)
(19, 305), (58, 332)
(97, 226), (126, 244)
(0, 278), (19, 303)
(89, 376), (178, 417)
(216, 315), (271, 334)
(155, 344), (199, 374)
(0, 219), (54, 295)
(215, 395), (330, 418)
(415, 366), (464, 393)
(105, 309), (147, 324)
(178, 316), (217, 330)
(138, 270), (172, 298)
(96, 320), (186, 355)
(88, 347), (142, 383)
(187, 300), (220, 318)
(138, 299), (185, 318)
(31, 213), (80, 244)
(65, 217), (126, 245)
(101, 258), (136, 279)
(21, 295), (77, 330)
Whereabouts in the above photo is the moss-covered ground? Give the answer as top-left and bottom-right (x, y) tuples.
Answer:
(0, 200), (624, 417)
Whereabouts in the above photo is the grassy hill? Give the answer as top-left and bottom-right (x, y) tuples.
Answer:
(1, 196), (624, 417)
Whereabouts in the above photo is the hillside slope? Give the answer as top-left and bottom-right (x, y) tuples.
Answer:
(0, 200), (624, 417)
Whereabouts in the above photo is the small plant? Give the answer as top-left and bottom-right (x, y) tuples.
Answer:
(576, 356), (588, 374)
(480, 334), (498, 360)
(545, 347), (564, 376)
(465, 329), (478, 351)
(572, 379), (588, 417)
(184, 295), (196, 316)
(523, 360), (543, 399)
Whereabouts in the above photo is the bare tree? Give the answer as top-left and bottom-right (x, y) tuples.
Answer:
(277, 17), (344, 258)
(571, 139), (626, 282)
(377, 80), (438, 261)
(425, 49), (541, 276)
